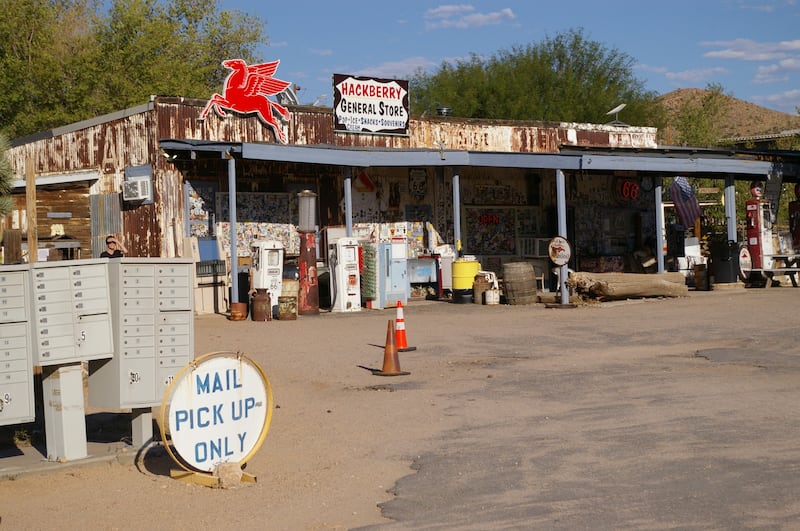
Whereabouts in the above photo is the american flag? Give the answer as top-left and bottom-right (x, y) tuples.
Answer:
(670, 176), (701, 228)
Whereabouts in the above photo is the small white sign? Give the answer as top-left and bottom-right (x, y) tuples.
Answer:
(548, 236), (572, 266)
(164, 352), (272, 473)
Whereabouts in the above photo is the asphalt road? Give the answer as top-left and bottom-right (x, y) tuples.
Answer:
(356, 288), (800, 529)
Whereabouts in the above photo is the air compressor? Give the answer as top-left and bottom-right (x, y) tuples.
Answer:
(330, 237), (361, 312)
(250, 240), (284, 318)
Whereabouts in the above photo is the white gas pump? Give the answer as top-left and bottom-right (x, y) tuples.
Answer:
(331, 237), (361, 312)
(250, 240), (284, 317)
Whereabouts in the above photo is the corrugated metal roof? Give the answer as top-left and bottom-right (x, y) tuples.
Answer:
(160, 139), (796, 178)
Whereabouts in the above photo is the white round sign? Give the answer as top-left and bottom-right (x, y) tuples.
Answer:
(162, 352), (272, 473)
(548, 236), (572, 266)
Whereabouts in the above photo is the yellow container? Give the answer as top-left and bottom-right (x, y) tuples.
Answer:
(452, 259), (481, 291)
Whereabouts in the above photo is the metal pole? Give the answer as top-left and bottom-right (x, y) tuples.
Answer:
(725, 175), (737, 242)
(227, 153), (239, 303)
(654, 176), (665, 274)
(453, 169), (461, 255)
(555, 169), (568, 305)
(344, 167), (353, 237)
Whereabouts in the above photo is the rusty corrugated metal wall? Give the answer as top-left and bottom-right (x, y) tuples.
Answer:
(5, 96), (657, 260)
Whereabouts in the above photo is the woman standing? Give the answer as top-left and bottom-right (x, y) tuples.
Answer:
(100, 235), (128, 258)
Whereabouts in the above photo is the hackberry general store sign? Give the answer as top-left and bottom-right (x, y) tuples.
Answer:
(161, 351), (273, 474)
(333, 73), (409, 135)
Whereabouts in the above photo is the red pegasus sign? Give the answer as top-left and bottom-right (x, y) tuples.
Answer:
(200, 59), (292, 143)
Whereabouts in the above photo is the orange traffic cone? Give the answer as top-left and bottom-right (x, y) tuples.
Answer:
(395, 300), (417, 352)
(373, 320), (409, 376)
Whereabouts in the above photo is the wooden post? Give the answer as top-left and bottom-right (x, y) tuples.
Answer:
(25, 155), (37, 263)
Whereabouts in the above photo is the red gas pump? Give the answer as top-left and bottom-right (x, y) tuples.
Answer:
(745, 181), (775, 269)
(789, 183), (800, 252)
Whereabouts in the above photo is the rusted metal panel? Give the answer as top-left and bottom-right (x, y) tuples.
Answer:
(90, 193), (121, 256)
(149, 98), (657, 152)
(5, 96), (657, 263)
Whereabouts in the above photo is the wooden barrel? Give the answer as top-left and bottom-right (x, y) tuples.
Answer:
(502, 262), (538, 305)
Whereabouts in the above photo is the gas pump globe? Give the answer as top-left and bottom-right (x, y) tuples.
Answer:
(745, 181), (775, 269)
(250, 240), (284, 317)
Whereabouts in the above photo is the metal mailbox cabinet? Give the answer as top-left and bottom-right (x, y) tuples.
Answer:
(0, 264), (35, 426)
(29, 259), (114, 365)
(89, 258), (195, 408)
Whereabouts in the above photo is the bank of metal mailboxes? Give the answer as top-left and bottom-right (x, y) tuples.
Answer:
(0, 264), (35, 426)
(30, 259), (114, 366)
(89, 258), (195, 408)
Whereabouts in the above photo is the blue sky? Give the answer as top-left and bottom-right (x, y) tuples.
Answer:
(216, 0), (800, 115)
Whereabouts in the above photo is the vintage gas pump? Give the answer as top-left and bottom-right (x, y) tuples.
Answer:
(789, 183), (800, 252)
(330, 237), (361, 312)
(250, 240), (284, 318)
(745, 181), (775, 269)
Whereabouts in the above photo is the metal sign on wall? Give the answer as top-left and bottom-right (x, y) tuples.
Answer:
(333, 74), (409, 136)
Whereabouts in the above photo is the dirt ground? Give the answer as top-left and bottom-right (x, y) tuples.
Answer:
(1, 286), (800, 530)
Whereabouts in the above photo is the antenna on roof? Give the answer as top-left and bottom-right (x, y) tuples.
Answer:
(276, 85), (300, 106)
(605, 103), (628, 126)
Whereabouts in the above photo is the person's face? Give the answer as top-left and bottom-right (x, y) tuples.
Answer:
(106, 239), (116, 251)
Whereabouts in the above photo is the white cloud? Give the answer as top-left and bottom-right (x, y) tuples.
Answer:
(735, 0), (798, 13)
(754, 64), (788, 84)
(426, 4), (474, 19)
(665, 67), (728, 85)
(636, 64), (668, 74)
(702, 38), (800, 61)
(425, 4), (515, 29)
(751, 88), (800, 113)
(354, 56), (440, 80)
(310, 48), (333, 57)
(778, 56), (800, 70)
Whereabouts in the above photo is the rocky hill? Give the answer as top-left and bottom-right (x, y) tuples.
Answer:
(658, 88), (800, 140)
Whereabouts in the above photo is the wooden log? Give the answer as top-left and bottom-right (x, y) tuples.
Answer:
(567, 272), (688, 300)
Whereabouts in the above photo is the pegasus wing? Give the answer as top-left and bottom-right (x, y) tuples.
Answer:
(247, 61), (280, 78)
(245, 75), (291, 97)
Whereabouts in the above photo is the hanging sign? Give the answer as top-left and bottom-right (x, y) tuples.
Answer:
(333, 74), (409, 135)
(161, 351), (273, 474)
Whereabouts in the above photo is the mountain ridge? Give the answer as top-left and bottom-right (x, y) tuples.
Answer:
(658, 88), (800, 140)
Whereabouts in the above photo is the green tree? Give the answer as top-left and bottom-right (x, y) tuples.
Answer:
(0, 0), (267, 139)
(410, 28), (664, 127)
(0, 0), (101, 138)
(91, 0), (266, 115)
(0, 133), (13, 223)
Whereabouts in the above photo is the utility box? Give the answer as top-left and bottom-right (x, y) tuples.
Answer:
(375, 241), (409, 309)
(89, 258), (195, 408)
(29, 259), (114, 365)
(0, 264), (35, 426)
